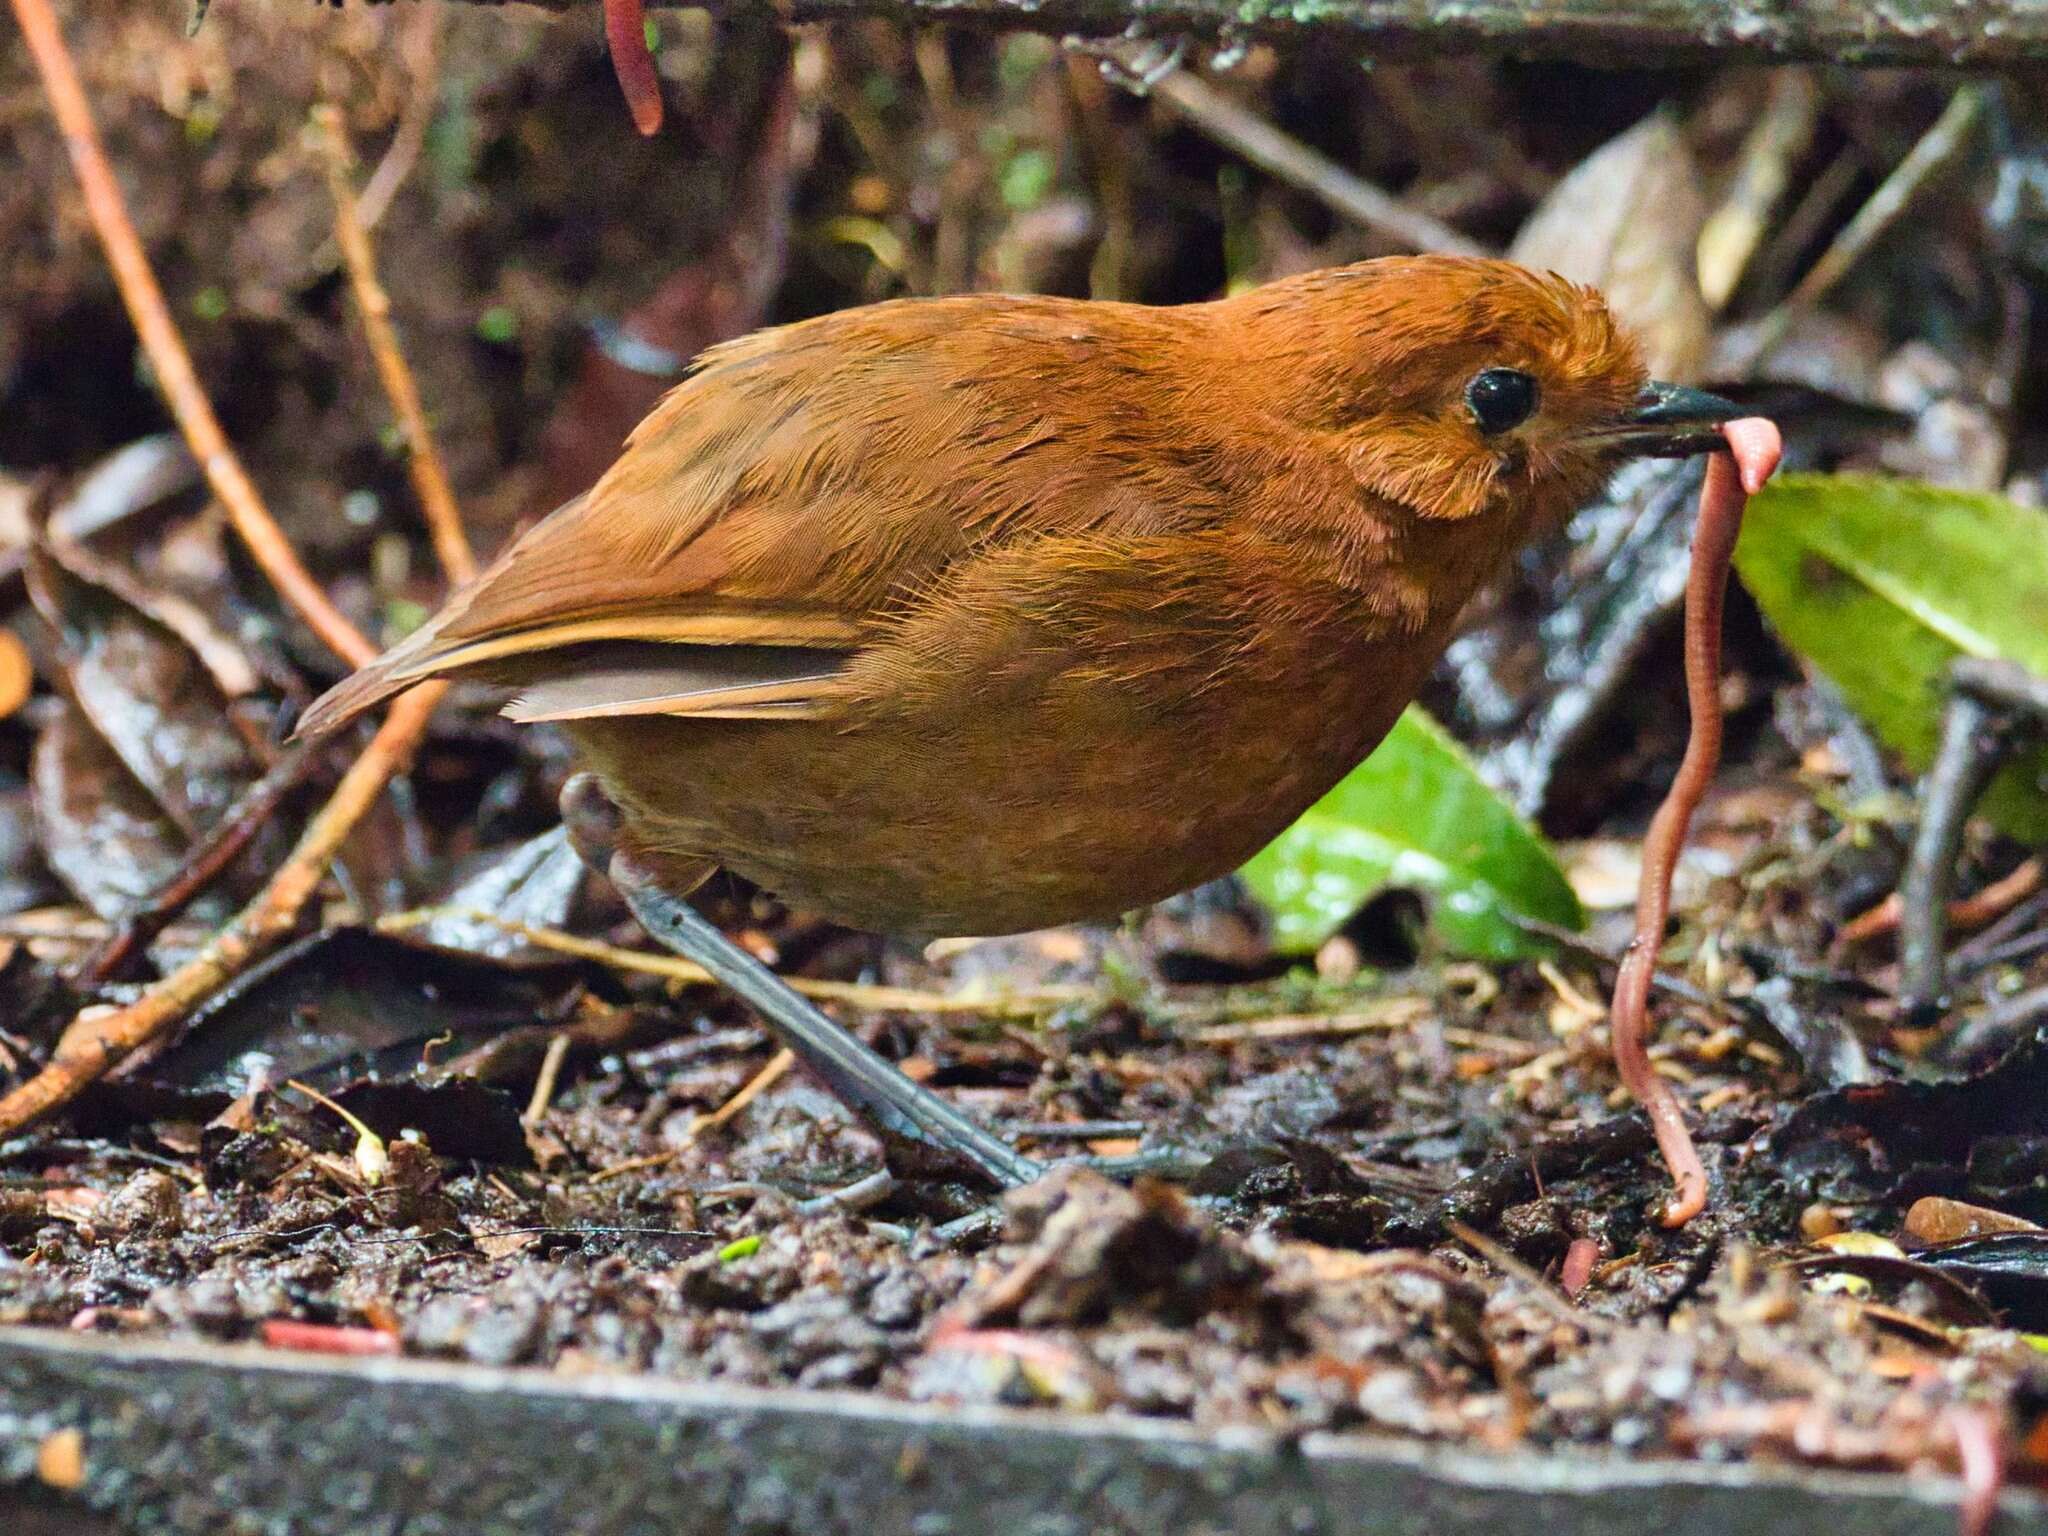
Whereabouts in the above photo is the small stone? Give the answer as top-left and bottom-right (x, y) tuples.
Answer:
(100, 1171), (184, 1237)
(1798, 1203), (1846, 1241)
(36, 1427), (86, 1491)
(461, 1299), (543, 1367)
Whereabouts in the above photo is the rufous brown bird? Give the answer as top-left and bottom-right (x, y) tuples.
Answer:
(300, 255), (1745, 1191)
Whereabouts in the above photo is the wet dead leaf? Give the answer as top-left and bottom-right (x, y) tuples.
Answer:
(41, 1186), (104, 1224)
(472, 1226), (542, 1261)
(1909, 1234), (2048, 1329)
(31, 703), (189, 920)
(415, 826), (587, 959)
(1510, 110), (1710, 380)
(0, 437), (201, 589)
(27, 537), (263, 836)
(1904, 1197), (2042, 1245)
(148, 926), (592, 1097)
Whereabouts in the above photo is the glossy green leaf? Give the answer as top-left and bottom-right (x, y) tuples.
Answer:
(1239, 706), (1583, 960)
(1733, 473), (2048, 842)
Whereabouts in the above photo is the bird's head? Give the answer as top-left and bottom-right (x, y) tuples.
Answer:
(1228, 255), (1738, 532)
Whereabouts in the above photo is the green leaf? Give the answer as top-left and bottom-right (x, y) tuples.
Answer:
(1239, 706), (1583, 961)
(998, 148), (1055, 213)
(1733, 473), (2048, 842)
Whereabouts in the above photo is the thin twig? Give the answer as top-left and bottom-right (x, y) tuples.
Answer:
(1953, 884), (2048, 971)
(1837, 856), (2042, 949)
(1189, 997), (1431, 1044)
(0, 684), (446, 1137)
(584, 1048), (795, 1183)
(797, 1168), (898, 1215)
(701, 1049), (794, 1130)
(378, 907), (1091, 1015)
(355, 2), (441, 233)
(1146, 68), (1489, 259)
(315, 106), (478, 586)
(0, 911), (122, 942)
(77, 743), (322, 983)
(524, 1032), (572, 1124)
(1940, 984), (2048, 1067)
(1446, 1219), (1612, 1334)
(8, 0), (375, 669)
(1749, 86), (1986, 363)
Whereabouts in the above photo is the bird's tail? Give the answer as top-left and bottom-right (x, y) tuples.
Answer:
(292, 608), (464, 740)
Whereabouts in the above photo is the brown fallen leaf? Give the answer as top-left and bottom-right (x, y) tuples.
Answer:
(31, 704), (189, 920)
(1904, 1195), (2042, 1246)
(1510, 110), (1711, 381)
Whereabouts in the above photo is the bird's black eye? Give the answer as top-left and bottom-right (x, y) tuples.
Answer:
(1465, 368), (1540, 436)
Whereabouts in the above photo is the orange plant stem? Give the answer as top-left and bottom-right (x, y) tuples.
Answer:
(314, 105), (478, 586)
(9, 0), (376, 668)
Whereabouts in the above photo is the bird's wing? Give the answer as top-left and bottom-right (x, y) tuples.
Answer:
(295, 297), (1219, 737)
(499, 642), (843, 723)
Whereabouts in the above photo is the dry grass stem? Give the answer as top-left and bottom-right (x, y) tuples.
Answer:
(315, 104), (479, 586)
(379, 907), (1091, 1016)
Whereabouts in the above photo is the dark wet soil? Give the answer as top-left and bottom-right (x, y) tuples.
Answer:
(5, 804), (2046, 1492)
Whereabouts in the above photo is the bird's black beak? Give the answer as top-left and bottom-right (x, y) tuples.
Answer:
(1598, 381), (1744, 459)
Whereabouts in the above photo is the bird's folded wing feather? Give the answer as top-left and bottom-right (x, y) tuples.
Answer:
(500, 642), (844, 723)
(294, 297), (1210, 737)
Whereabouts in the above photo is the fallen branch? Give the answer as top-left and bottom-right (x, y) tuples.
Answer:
(407, 0), (2048, 67)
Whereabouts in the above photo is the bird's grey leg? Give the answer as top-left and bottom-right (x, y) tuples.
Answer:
(559, 773), (1042, 1192)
